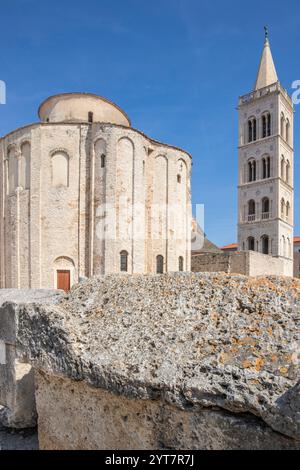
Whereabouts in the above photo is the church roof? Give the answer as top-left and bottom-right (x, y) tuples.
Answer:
(254, 33), (278, 91)
(191, 219), (221, 254)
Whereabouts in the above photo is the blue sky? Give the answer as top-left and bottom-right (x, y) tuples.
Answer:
(0, 0), (299, 246)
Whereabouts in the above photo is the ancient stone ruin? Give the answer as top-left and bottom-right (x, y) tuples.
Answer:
(0, 273), (299, 449)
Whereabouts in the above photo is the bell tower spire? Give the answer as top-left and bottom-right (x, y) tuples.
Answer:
(254, 27), (278, 91)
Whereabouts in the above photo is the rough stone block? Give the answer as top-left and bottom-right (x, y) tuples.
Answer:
(0, 289), (64, 428)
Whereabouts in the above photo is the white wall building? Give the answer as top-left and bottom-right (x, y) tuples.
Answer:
(0, 93), (192, 290)
(237, 32), (294, 276)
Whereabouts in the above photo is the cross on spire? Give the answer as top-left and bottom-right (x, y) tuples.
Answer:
(264, 25), (269, 41)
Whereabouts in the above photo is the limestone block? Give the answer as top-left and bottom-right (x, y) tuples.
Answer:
(0, 289), (64, 428)
(14, 273), (300, 449)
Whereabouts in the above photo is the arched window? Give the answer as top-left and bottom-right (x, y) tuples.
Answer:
(20, 142), (31, 189)
(286, 119), (290, 144)
(178, 256), (184, 271)
(88, 111), (93, 123)
(287, 238), (291, 258)
(248, 199), (256, 221)
(286, 201), (290, 220)
(262, 113), (271, 138)
(247, 236), (255, 251)
(248, 159), (256, 182)
(120, 250), (128, 272)
(281, 113), (285, 138)
(248, 120), (252, 143)
(267, 156), (271, 178)
(261, 235), (269, 255)
(262, 158), (267, 179)
(262, 155), (271, 179)
(281, 156), (285, 179)
(282, 236), (286, 257)
(177, 174), (181, 183)
(262, 197), (270, 218)
(8, 146), (18, 195)
(51, 151), (69, 187)
(281, 198), (285, 218)
(286, 160), (290, 184)
(267, 113), (271, 136)
(248, 118), (257, 143)
(156, 255), (164, 274)
(101, 154), (106, 168)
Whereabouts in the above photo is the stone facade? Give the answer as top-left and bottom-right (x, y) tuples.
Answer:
(0, 93), (192, 289)
(237, 37), (294, 276)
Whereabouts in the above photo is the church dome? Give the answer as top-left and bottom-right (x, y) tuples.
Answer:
(38, 92), (131, 126)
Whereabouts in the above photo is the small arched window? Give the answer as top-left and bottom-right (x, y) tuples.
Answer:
(267, 156), (271, 178)
(177, 174), (181, 183)
(262, 235), (269, 255)
(281, 113), (285, 138)
(262, 155), (271, 179)
(88, 111), (93, 123)
(267, 113), (271, 136)
(248, 199), (256, 217)
(178, 256), (184, 271)
(281, 198), (285, 218)
(51, 151), (69, 187)
(248, 159), (256, 182)
(262, 158), (267, 179)
(282, 236), (286, 256)
(156, 255), (164, 274)
(281, 156), (285, 179)
(20, 142), (31, 190)
(248, 118), (257, 143)
(286, 160), (290, 184)
(262, 197), (270, 217)
(262, 112), (271, 138)
(101, 154), (106, 168)
(287, 238), (291, 258)
(286, 119), (290, 144)
(8, 146), (18, 194)
(120, 250), (128, 272)
(286, 201), (290, 219)
(262, 115), (266, 138)
(247, 236), (255, 251)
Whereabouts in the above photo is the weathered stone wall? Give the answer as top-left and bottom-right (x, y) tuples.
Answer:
(191, 252), (231, 273)
(191, 250), (292, 276)
(8, 273), (300, 449)
(294, 250), (300, 278)
(0, 289), (64, 428)
(35, 370), (298, 450)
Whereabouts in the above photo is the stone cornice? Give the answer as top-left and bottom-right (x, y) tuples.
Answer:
(0, 122), (192, 160)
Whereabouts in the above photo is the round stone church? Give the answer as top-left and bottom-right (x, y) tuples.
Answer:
(0, 93), (191, 290)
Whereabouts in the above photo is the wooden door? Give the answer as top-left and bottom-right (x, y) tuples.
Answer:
(57, 270), (70, 292)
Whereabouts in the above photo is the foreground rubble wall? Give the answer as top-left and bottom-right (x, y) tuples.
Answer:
(0, 289), (64, 428)
(4, 273), (300, 449)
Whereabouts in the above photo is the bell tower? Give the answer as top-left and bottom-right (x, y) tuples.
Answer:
(237, 29), (294, 276)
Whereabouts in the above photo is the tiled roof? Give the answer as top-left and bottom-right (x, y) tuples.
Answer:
(221, 237), (300, 250)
